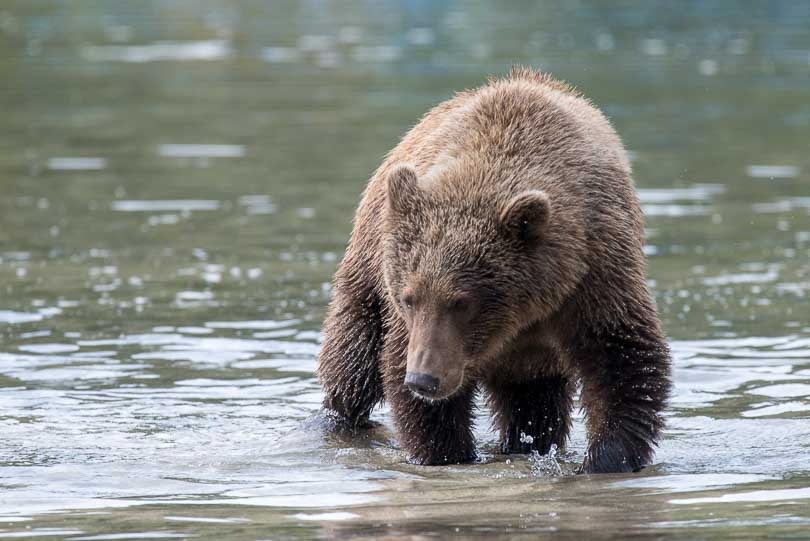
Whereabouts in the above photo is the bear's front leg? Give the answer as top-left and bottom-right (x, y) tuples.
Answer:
(574, 318), (671, 474)
(317, 253), (385, 431)
(487, 375), (573, 456)
(383, 355), (477, 465)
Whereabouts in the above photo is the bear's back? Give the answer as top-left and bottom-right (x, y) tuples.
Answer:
(380, 67), (631, 200)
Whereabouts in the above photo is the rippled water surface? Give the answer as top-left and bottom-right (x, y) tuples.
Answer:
(2, 2), (809, 539)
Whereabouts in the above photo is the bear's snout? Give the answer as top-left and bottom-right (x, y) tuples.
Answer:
(406, 343), (465, 400)
(404, 372), (440, 398)
(403, 350), (465, 400)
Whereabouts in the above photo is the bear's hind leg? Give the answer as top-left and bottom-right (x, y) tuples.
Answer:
(487, 374), (573, 456)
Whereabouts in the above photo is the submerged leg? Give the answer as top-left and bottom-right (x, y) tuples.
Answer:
(317, 253), (385, 431)
(383, 325), (477, 465)
(488, 374), (573, 455)
(573, 310), (671, 473)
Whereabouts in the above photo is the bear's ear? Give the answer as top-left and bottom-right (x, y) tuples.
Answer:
(386, 163), (422, 216)
(500, 190), (551, 244)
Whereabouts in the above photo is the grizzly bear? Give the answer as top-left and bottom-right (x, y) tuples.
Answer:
(317, 66), (671, 473)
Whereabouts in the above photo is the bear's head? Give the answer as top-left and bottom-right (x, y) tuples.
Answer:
(382, 163), (553, 401)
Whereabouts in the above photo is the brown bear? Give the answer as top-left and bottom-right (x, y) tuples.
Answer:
(317, 66), (671, 473)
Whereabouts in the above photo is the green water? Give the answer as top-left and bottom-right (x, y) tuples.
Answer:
(1, 2), (809, 539)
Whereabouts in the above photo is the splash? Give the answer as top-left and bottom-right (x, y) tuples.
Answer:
(529, 444), (564, 477)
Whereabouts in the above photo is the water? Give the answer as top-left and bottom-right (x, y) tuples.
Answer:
(1, 1), (809, 539)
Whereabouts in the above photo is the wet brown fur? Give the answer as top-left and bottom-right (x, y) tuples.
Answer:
(317, 66), (672, 473)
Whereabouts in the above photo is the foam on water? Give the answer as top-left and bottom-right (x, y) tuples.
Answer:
(290, 512), (360, 521)
(613, 473), (776, 493)
(671, 487), (810, 505)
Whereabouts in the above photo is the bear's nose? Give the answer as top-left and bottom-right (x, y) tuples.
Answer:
(405, 372), (440, 398)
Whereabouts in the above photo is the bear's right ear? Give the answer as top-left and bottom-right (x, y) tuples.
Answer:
(386, 163), (422, 216)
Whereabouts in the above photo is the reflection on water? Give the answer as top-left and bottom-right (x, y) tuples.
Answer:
(46, 158), (108, 171)
(82, 39), (232, 63)
(746, 165), (801, 179)
(1, 1), (809, 539)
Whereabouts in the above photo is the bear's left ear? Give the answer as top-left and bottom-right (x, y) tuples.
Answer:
(500, 190), (551, 244)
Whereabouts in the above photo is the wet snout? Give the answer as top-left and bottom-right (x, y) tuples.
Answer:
(404, 372), (440, 397)
(404, 314), (466, 400)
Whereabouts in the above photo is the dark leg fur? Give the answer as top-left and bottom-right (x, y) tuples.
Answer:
(574, 316), (671, 474)
(383, 330), (477, 465)
(317, 263), (385, 431)
(387, 379), (478, 465)
(488, 375), (573, 455)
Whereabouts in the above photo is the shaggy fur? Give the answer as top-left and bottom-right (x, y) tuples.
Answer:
(317, 66), (671, 473)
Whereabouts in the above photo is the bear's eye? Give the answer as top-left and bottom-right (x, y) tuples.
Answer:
(401, 293), (415, 311)
(449, 295), (473, 314)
